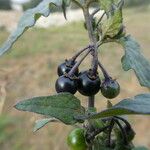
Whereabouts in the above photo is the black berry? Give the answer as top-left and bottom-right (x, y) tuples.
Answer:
(77, 71), (101, 96)
(57, 60), (78, 76)
(55, 75), (77, 94)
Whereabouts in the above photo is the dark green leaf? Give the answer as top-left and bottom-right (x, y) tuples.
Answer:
(14, 93), (85, 125)
(119, 35), (150, 88)
(101, 8), (123, 38)
(33, 118), (58, 132)
(76, 94), (150, 120)
(0, 0), (62, 56)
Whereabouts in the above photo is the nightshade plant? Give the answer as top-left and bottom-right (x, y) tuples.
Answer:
(0, 0), (150, 149)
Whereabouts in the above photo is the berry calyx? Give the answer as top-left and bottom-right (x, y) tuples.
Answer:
(55, 75), (77, 94)
(67, 128), (87, 150)
(101, 78), (120, 99)
(77, 70), (101, 96)
(57, 59), (79, 76)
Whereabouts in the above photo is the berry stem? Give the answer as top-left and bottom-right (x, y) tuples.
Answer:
(98, 61), (111, 79)
(68, 48), (92, 76)
(71, 45), (94, 61)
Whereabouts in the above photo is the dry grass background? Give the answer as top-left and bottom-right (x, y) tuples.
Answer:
(0, 7), (150, 150)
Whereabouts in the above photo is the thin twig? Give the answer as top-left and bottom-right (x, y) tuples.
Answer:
(98, 61), (111, 79)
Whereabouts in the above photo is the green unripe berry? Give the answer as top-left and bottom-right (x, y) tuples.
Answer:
(67, 128), (87, 150)
(101, 78), (120, 99)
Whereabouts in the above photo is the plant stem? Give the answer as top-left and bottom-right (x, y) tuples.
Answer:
(98, 61), (111, 79)
(83, 5), (100, 150)
(88, 95), (95, 108)
(84, 9), (98, 75)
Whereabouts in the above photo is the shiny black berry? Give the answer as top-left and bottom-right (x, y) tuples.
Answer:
(57, 60), (78, 76)
(77, 71), (101, 96)
(101, 78), (120, 99)
(55, 75), (77, 94)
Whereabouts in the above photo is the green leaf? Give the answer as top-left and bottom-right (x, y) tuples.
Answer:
(101, 8), (123, 38)
(76, 94), (150, 120)
(14, 93), (85, 125)
(98, 0), (121, 13)
(33, 118), (58, 132)
(98, 0), (113, 12)
(0, 0), (62, 56)
(132, 147), (149, 150)
(119, 35), (150, 88)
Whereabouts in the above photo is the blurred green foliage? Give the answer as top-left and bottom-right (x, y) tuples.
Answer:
(125, 0), (150, 7)
(0, 115), (16, 144)
(0, 0), (11, 10)
(0, 115), (28, 150)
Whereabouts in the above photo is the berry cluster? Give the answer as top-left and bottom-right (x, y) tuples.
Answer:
(55, 45), (120, 99)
